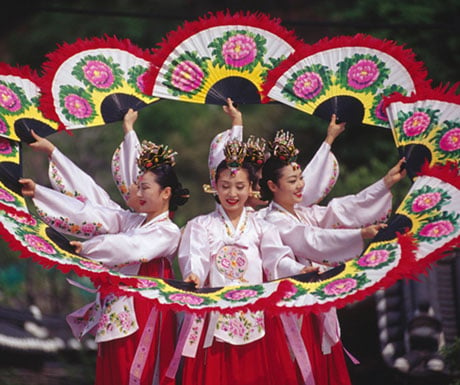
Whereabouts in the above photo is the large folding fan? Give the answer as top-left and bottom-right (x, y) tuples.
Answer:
(144, 11), (304, 105)
(262, 34), (430, 128)
(38, 35), (159, 130)
(0, 63), (59, 142)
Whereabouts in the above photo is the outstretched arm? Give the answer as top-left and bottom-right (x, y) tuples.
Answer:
(325, 114), (346, 146)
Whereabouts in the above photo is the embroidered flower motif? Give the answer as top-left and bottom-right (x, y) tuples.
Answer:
(137, 278), (158, 288)
(80, 260), (107, 271)
(173, 60), (205, 92)
(403, 111), (431, 137)
(412, 192), (442, 213)
(347, 59), (380, 90)
(323, 277), (358, 295)
(0, 117), (7, 134)
(64, 93), (93, 119)
(168, 293), (204, 305)
(0, 84), (22, 112)
(9, 213), (37, 226)
(128, 65), (149, 93)
(0, 188), (15, 202)
(357, 249), (390, 268)
(418, 220), (455, 239)
(209, 30), (266, 72)
(222, 34), (257, 68)
(439, 127), (460, 152)
(215, 245), (248, 281)
(82, 60), (115, 89)
(164, 51), (208, 97)
(293, 72), (323, 100)
(0, 138), (12, 155)
(224, 289), (258, 301)
(24, 234), (56, 254)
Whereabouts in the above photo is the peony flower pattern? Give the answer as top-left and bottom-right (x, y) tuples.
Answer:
(164, 51), (208, 97)
(24, 233), (56, 255)
(72, 55), (124, 91)
(128, 65), (152, 94)
(168, 293), (205, 306)
(0, 137), (16, 157)
(209, 30), (266, 72)
(0, 116), (8, 135)
(313, 274), (369, 300)
(223, 287), (262, 302)
(415, 212), (459, 243)
(404, 185), (450, 217)
(435, 120), (460, 160)
(355, 243), (397, 270)
(0, 81), (31, 114)
(282, 64), (333, 104)
(370, 85), (406, 125)
(337, 54), (389, 93)
(396, 108), (439, 140)
(59, 85), (96, 125)
(215, 245), (248, 281)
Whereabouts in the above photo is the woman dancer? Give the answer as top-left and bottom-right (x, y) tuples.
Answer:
(177, 138), (311, 385)
(260, 129), (406, 385)
(20, 139), (189, 385)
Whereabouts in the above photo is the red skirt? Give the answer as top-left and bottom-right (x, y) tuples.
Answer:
(301, 312), (352, 385)
(94, 258), (177, 385)
(181, 313), (301, 385)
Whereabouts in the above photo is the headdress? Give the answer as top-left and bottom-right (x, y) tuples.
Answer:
(245, 135), (267, 167)
(269, 130), (300, 169)
(137, 140), (177, 172)
(224, 139), (247, 175)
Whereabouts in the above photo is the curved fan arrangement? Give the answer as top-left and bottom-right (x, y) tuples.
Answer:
(39, 35), (159, 130)
(144, 11), (304, 105)
(0, 11), (458, 316)
(262, 34), (430, 128)
(0, 63), (60, 142)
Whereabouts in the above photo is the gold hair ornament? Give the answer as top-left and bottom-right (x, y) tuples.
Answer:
(137, 140), (177, 172)
(270, 130), (299, 170)
(224, 139), (247, 175)
(245, 135), (267, 167)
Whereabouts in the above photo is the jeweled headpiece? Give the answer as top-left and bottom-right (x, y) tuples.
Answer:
(245, 135), (267, 167)
(224, 139), (247, 175)
(137, 140), (177, 172)
(270, 130), (299, 169)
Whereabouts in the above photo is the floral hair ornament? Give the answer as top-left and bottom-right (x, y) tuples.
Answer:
(224, 139), (247, 175)
(245, 135), (267, 167)
(270, 130), (300, 170)
(137, 140), (177, 172)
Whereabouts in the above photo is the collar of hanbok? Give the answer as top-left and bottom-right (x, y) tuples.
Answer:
(141, 210), (170, 227)
(215, 204), (249, 245)
(270, 201), (303, 223)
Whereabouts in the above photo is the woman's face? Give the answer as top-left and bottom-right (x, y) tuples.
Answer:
(216, 168), (251, 216)
(136, 171), (170, 216)
(270, 165), (304, 208)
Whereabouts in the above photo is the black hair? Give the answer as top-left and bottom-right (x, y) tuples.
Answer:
(259, 156), (287, 202)
(213, 159), (257, 204)
(148, 164), (189, 211)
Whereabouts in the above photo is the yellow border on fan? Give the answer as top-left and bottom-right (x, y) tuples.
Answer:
(291, 83), (376, 125)
(174, 60), (267, 104)
(3, 106), (59, 141)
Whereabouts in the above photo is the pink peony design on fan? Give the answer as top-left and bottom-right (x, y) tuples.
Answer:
(412, 192), (442, 213)
(439, 127), (460, 152)
(0, 188), (16, 202)
(0, 138), (12, 154)
(403, 111), (432, 137)
(0, 118), (7, 134)
(0, 84), (22, 112)
(82, 60), (116, 89)
(168, 293), (205, 305)
(222, 34), (258, 68)
(347, 59), (380, 90)
(418, 220), (455, 239)
(171, 61), (205, 92)
(224, 289), (258, 301)
(63, 93), (94, 120)
(24, 233), (56, 254)
(293, 71), (324, 100)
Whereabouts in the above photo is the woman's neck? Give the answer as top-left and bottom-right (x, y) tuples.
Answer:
(273, 199), (296, 217)
(144, 207), (168, 224)
(223, 207), (244, 228)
